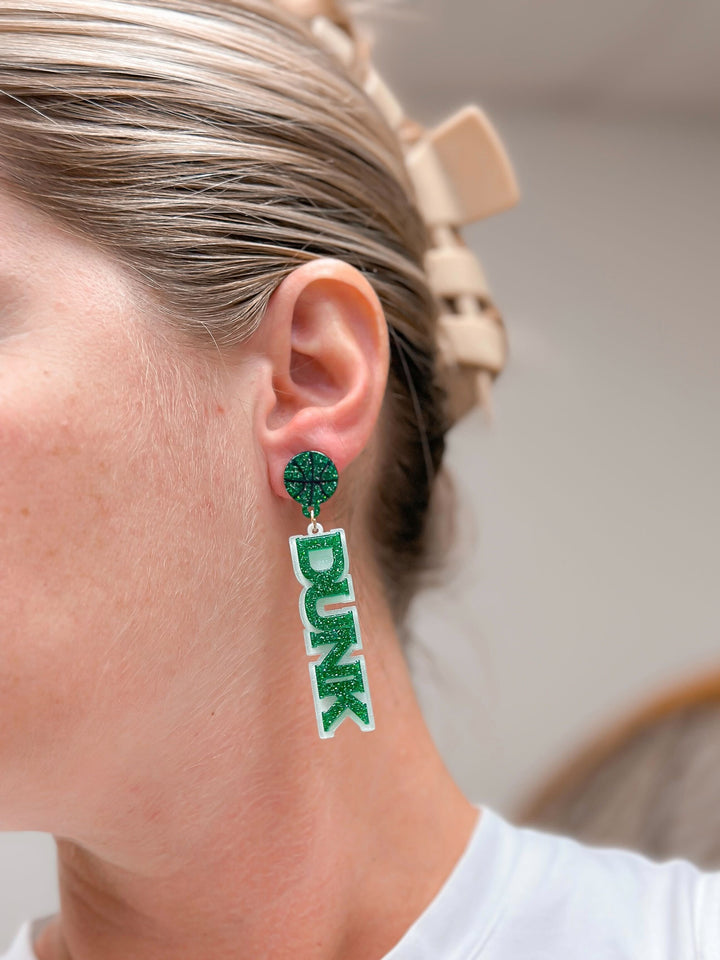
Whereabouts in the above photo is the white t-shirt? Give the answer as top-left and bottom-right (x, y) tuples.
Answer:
(3, 802), (720, 959)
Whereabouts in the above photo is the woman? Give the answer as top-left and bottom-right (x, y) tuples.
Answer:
(0, 2), (718, 958)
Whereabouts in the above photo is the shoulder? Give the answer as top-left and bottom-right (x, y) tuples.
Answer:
(0, 913), (56, 960)
(0, 921), (35, 960)
(476, 806), (720, 959)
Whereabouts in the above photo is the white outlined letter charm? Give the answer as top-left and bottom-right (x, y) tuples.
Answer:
(284, 451), (375, 739)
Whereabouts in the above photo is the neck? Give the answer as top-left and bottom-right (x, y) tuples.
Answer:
(35, 580), (479, 960)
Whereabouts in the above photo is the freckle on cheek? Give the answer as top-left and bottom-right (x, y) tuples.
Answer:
(20, 507), (30, 517)
(48, 442), (82, 460)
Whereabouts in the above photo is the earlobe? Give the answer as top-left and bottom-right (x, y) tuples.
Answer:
(253, 258), (389, 503)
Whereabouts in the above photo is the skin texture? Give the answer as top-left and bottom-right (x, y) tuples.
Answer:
(0, 185), (479, 960)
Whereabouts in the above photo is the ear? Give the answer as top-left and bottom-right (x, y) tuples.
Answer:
(253, 257), (390, 503)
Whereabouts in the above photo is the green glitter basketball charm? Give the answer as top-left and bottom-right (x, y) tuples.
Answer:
(283, 450), (339, 519)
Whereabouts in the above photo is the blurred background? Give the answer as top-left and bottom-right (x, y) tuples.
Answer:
(2, 0), (719, 947)
(383, 0), (720, 812)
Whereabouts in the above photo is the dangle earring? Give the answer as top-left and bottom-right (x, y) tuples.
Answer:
(284, 450), (375, 739)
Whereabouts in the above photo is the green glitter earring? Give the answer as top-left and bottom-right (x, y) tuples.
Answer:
(284, 450), (375, 740)
(283, 450), (339, 523)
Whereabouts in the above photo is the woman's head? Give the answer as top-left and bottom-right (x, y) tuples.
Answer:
(0, 0), (451, 613)
(0, 0), (452, 831)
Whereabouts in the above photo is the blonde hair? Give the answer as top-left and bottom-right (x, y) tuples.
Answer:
(0, 0), (452, 627)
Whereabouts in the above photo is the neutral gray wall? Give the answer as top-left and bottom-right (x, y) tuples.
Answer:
(0, 833), (57, 949)
(2, 4), (719, 950)
(409, 107), (720, 816)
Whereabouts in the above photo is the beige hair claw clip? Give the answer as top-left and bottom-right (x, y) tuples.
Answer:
(275, 0), (520, 425)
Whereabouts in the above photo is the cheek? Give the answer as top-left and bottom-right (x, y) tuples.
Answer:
(0, 365), (203, 802)
(0, 382), (130, 743)
(0, 388), (117, 647)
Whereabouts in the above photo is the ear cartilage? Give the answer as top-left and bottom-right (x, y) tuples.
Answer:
(277, 3), (521, 425)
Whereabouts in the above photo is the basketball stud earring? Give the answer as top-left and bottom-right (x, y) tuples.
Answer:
(284, 450), (375, 739)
